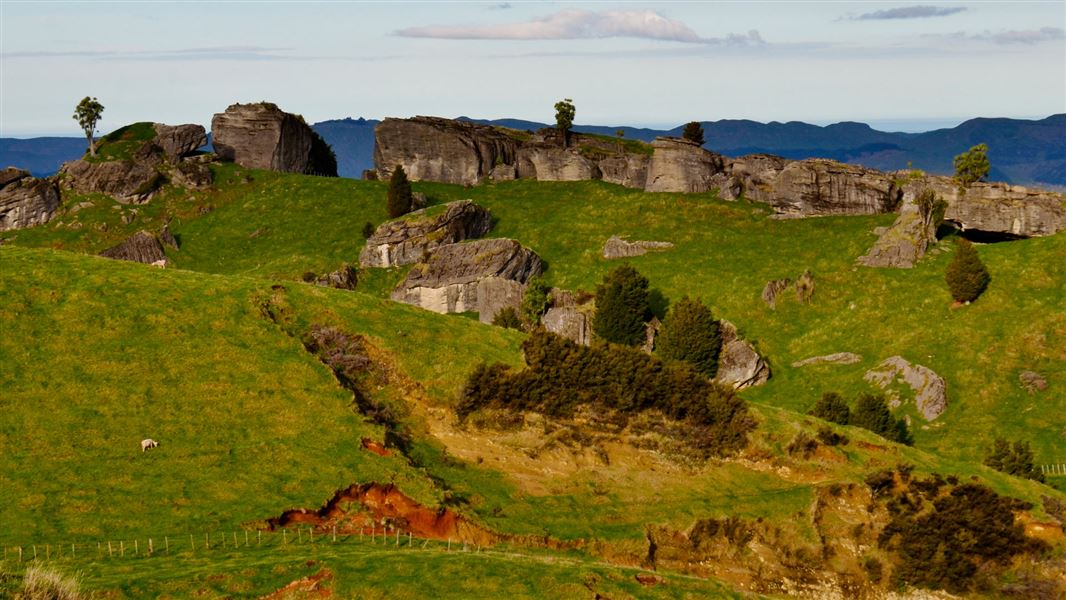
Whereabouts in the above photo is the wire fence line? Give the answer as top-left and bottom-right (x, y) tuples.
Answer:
(0, 526), (481, 566)
(1039, 464), (1066, 476)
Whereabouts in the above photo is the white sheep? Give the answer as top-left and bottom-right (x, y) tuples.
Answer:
(141, 439), (159, 452)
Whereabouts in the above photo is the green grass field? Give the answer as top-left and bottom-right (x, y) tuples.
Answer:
(2, 166), (1064, 596)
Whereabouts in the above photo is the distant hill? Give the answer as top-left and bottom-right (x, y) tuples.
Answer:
(5, 115), (1064, 187)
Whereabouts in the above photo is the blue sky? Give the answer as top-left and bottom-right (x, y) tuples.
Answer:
(2, 1), (1064, 136)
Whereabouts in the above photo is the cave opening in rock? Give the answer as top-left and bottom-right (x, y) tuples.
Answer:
(937, 221), (1029, 243)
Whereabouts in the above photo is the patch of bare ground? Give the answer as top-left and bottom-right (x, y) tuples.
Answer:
(259, 568), (332, 600)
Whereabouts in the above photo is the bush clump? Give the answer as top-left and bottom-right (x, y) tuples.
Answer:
(592, 264), (650, 346)
(984, 438), (1045, 482)
(656, 297), (721, 378)
(945, 238), (990, 303)
(17, 564), (87, 600)
(809, 392), (850, 425)
(458, 329), (755, 456)
(387, 165), (413, 218)
(491, 307), (524, 331)
(809, 391), (911, 445)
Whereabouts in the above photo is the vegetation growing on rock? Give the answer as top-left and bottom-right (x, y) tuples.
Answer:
(682, 121), (705, 146)
(954, 143), (991, 185)
(73, 96), (104, 157)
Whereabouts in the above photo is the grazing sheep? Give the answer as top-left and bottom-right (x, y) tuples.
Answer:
(141, 439), (159, 452)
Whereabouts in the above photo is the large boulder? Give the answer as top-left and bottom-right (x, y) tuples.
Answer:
(908, 174), (1066, 237)
(602, 235), (673, 259)
(542, 306), (591, 346)
(359, 200), (492, 268)
(61, 142), (165, 203)
(211, 102), (316, 174)
(373, 117), (518, 185)
(515, 145), (600, 181)
(864, 356), (947, 421)
(0, 168), (61, 231)
(476, 277), (526, 324)
(761, 159), (901, 216)
(598, 154), (649, 189)
(391, 238), (543, 315)
(152, 123), (207, 162)
(644, 137), (726, 193)
(98, 230), (168, 265)
(715, 320), (770, 389)
(858, 187), (940, 268)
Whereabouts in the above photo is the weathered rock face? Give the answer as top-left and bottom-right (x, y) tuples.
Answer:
(391, 238), (543, 315)
(906, 174), (1066, 237)
(359, 200), (492, 268)
(516, 145), (600, 181)
(212, 103), (315, 174)
(858, 188), (940, 268)
(98, 231), (168, 265)
(864, 356), (947, 421)
(62, 142), (165, 203)
(792, 352), (862, 367)
(758, 159), (901, 216)
(761, 278), (791, 309)
(152, 123), (207, 162)
(374, 117), (518, 186)
(0, 168), (61, 231)
(314, 265), (358, 290)
(542, 306), (591, 346)
(599, 154), (649, 189)
(644, 137), (726, 193)
(715, 320), (770, 389)
(476, 277), (526, 324)
(602, 235), (674, 259)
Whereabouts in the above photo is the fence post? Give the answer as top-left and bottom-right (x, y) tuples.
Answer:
(33, 545), (37, 560)
(245, 531), (249, 547)
(72, 543), (75, 559)
(205, 533), (209, 550)
(447, 538), (451, 552)
(190, 534), (195, 551)
(233, 531), (238, 547)
(108, 541), (112, 557)
(309, 528), (313, 544)
(333, 526), (336, 543)
(97, 542), (101, 558)
(395, 530), (399, 546)
(283, 530), (287, 545)
(46, 545), (50, 560)
(298, 529), (303, 544)
(19, 546), (23, 562)
(148, 538), (153, 555)
(408, 532), (412, 547)
(120, 541), (124, 557)
(258, 530), (262, 546)
(134, 540), (138, 555)
(165, 536), (169, 554)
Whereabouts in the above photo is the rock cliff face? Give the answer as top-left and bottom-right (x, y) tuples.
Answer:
(542, 306), (591, 346)
(152, 123), (207, 162)
(857, 190), (939, 268)
(98, 230), (168, 265)
(645, 137), (726, 193)
(374, 117), (518, 186)
(910, 174), (1066, 237)
(0, 168), (61, 231)
(359, 200), (492, 268)
(515, 143), (600, 181)
(732, 158), (901, 216)
(715, 320), (770, 390)
(212, 103), (319, 174)
(391, 238), (543, 315)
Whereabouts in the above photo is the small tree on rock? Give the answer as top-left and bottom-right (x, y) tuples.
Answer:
(554, 98), (576, 147)
(387, 165), (413, 218)
(521, 276), (552, 325)
(656, 296), (721, 378)
(682, 121), (705, 146)
(592, 264), (650, 346)
(810, 392), (850, 425)
(945, 238), (990, 303)
(954, 143), (990, 186)
(73, 96), (105, 157)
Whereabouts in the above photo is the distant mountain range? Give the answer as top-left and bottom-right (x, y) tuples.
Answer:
(5, 115), (1064, 188)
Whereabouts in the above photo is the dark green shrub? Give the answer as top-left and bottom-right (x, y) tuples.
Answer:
(984, 438), (1044, 482)
(851, 393), (912, 445)
(809, 392), (850, 425)
(361, 221), (376, 240)
(308, 130), (338, 176)
(491, 307), (524, 331)
(656, 297), (721, 378)
(953, 143), (990, 186)
(457, 329), (754, 456)
(592, 264), (650, 346)
(945, 238), (990, 303)
(386, 165), (413, 218)
(816, 426), (847, 446)
(521, 277), (552, 324)
(682, 121), (705, 145)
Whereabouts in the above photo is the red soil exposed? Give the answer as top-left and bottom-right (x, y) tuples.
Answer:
(259, 568), (332, 599)
(267, 483), (497, 546)
(360, 438), (392, 457)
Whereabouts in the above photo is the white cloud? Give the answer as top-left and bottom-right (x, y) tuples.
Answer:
(396, 9), (764, 46)
(852, 6), (968, 20)
(928, 27), (1065, 45)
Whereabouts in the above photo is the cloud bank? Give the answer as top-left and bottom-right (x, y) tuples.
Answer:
(853, 5), (967, 20)
(396, 9), (764, 46)
(928, 27), (1065, 45)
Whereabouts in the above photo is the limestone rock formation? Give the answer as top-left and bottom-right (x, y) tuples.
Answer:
(747, 159), (901, 216)
(476, 277), (526, 324)
(599, 154), (649, 189)
(98, 231), (168, 265)
(0, 168), (61, 231)
(359, 200), (493, 268)
(792, 353), (862, 367)
(715, 320), (770, 389)
(515, 145), (599, 181)
(864, 356), (947, 421)
(152, 123), (207, 162)
(373, 117), (518, 186)
(62, 142), (165, 203)
(391, 238), (543, 315)
(904, 173), (1066, 237)
(543, 307), (591, 346)
(602, 235), (674, 259)
(313, 265), (357, 290)
(644, 137), (726, 193)
(212, 102), (319, 174)
(858, 187), (940, 268)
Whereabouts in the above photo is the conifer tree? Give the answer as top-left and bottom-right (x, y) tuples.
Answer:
(592, 264), (650, 346)
(945, 238), (990, 303)
(810, 391), (850, 425)
(682, 121), (705, 145)
(387, 165), (413, 218)
(953, 143), (990, 185)
(656, 297), (721, 378)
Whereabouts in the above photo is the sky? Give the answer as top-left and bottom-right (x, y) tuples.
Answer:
(1, 1), (1065, 136)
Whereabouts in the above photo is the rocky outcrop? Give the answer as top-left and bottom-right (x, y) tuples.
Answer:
(542, 306), (591, 346)
(743, 159), (901, 216)
(359, 200), (492, 268)
(392, 239), (543, 315)
(715, 320), (770, 389)
(0, 168), (61, 231)
(62, 142), (165, 203)
(792, 352), (862, 367)
(599, 154), (649, 189)
(864, 356), (947, 421)
(602, 235), (674, 259)
(374, 117), (518, 185)
(907, 174), (1066, 237)
(476, 277), (526, 324)
(1019, 371), (1048, 394)
(858, 187), (940, 268)
(515, 145), (599, 181)
(761, 278), (790, 309)
(98, 231), (168, 265)
(645, 137), (726, 193)
(152, 123), (207, 162)
(212, 102), (320, 174)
